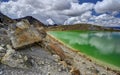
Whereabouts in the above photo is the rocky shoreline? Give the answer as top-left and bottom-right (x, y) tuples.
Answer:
(46, 32), (120, 75)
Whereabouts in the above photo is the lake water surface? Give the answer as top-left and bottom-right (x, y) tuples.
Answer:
(49, 31), (120, 68)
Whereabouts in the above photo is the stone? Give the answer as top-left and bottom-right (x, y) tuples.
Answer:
(0, 46), (6, 61)
(8, 19), (46, 49)
(53, 54), (61, 62)
(16, 20), (29, 29)
(70, 67), (81, 75)
(0, 44), (5, 47)
(18, 55), (22, 58)
(1, 45), (31, 69)
(47, 72), (51, 75)
(82, 61), (86, 64)
(37, 60), (45, 65)
(88, 66), (99, 74)
(0, 46), (4, 51)
(0, 69), (3, 75)
(58, 68), (62, 72)
(24, 56), (28, 61)
(41, 61), (45, 65)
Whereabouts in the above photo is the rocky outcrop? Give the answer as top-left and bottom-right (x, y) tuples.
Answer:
(14, 16), (45, 27)
(0, 46), (6, 61)
(8, 19), (46, 48)
(1, 45), (31, 69)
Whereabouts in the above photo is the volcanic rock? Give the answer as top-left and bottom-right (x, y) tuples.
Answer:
(0, 28), (10, 45)
(1, 45), (30, 69)
(8, 19), (46, 48)
(0, 46), (6, 61)
(0, 12), (15, 25)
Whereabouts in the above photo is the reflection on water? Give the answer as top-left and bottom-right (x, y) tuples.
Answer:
(89, 32), (120, 54)
(78, 32), (120, 54)
(50, 31), (120, 68)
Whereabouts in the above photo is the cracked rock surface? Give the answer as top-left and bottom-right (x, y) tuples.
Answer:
(8, 19), (46, 49)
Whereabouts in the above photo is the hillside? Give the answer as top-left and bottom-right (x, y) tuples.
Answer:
(0, 12), (15, 24)
(46, 23), (120, 31)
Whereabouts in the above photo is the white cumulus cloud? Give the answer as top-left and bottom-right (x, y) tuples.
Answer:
(0, 0), (94, 25)
(64, 11), (92, 25)
(94, 0), (120, 13)
(62, 3), (94, 16)
(89, 14), (120, 26)
(0, 0), (79, 24)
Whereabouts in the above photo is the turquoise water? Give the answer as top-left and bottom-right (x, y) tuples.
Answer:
(49, 31), (120, 68)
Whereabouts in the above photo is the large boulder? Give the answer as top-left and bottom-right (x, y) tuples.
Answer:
(8, 19), (46, 48)
(1, 45), (31, 69)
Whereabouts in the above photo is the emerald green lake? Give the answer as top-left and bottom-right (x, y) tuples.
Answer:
(49, 31), (120, 68)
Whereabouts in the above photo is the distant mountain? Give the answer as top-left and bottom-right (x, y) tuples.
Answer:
(14, 16), (45, 27)
(109, 27), (120, 30)
(0, 12), (14, 24)
(0, 12), (45, 29)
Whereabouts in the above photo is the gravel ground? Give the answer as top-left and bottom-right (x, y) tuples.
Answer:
(0, 45), (71, 75)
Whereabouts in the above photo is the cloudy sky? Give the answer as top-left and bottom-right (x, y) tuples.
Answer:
(0, 0), (120, 26)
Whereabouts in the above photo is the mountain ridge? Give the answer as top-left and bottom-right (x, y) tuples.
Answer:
(0, 12), (120, 31)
